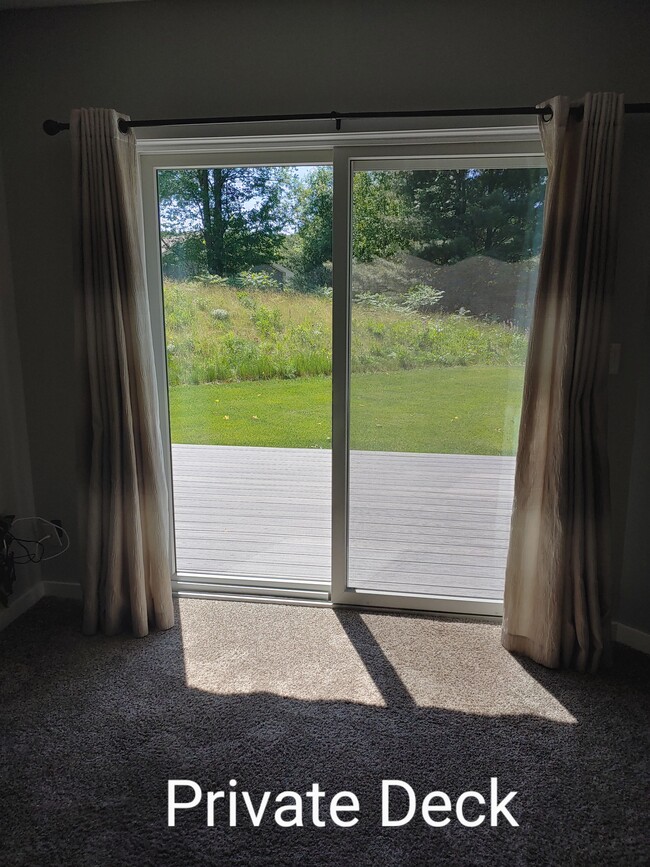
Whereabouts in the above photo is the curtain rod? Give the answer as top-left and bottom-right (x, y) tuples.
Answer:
(42, 103), (650, 136)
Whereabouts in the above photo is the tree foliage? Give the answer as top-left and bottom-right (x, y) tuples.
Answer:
(158, 167), (297, 277)
(281, 167), (333, 290)
(283, 168), (411, 289)
(158, 164), (546, 290)
(352, 171), (412, 262)
(397, 168), (546, 265)
(284, 167), (545, 290)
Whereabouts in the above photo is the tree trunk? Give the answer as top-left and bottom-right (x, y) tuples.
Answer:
(198, 169), (227, 275)
(210, 169), (226, 275)
(197, 170), (214, 272)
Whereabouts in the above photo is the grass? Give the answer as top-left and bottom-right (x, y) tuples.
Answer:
(164, 279), (529, 455)
(169, 366), (525, 455)
(163, 280), (529, 386)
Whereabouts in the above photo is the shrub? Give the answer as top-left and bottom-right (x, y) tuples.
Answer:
(210, 308), (230, 321)
(352, 291), (397, 310)
(402, 283), (445, 313)
(196, 273), (230, 287)
(236, 291), (257, 310)
(233, 270), (282, 291)
(251, 306), (283, 337)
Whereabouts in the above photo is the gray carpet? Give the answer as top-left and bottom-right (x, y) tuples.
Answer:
(1, 597), (648, 866)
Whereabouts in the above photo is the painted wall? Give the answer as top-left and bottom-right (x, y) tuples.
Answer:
(0, 142), (41, 623)
(0, 0), (648, 626)
(616, 272), (650, 635)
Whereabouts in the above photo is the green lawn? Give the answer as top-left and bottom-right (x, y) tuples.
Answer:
(169, 366), (524, 455)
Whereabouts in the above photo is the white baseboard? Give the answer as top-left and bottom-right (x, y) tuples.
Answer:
(612, 621), (650, 655)
(42, 581), (82, 600)
(0, 581), (44, 631)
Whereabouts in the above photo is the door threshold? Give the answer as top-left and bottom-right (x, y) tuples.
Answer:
(172, 581), (503, 622)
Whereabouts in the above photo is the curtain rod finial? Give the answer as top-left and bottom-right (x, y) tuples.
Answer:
(43, 119), (64, 136)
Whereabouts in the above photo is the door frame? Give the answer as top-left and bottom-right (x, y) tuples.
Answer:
(330, 145), (546, 617)
(138, 125), (544, 613)
(139, 145), (333, 603)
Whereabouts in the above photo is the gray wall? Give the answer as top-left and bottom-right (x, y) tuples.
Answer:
(0, 142), (40, 612)
(616, 272), (650, 635)
(0, 0), (649, 626)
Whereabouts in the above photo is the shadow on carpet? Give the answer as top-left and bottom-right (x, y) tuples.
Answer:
(1, 597), (648, 866)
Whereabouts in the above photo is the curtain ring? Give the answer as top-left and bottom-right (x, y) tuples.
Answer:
(541, 105), (553, 123)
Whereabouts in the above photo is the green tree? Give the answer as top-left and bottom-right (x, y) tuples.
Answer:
(158, 167), (298, 276)
(284, 166), (333, 288)
(398, 168), (546, 264)
(351, 171), (411, 262)
(285, 168), (411, 290)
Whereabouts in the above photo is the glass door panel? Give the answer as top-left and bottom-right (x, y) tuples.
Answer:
(156, 163), (333, 598)
(345, 158), (546, 605)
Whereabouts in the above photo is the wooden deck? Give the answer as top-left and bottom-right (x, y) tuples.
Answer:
(171, 445), (515, 601)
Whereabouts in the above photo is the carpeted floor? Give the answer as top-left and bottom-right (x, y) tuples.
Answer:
(1, 597), (648, 866)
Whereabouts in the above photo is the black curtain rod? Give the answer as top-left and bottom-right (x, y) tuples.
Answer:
(42, 103), (650, 136)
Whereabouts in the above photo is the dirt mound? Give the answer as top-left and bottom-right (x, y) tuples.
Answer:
(351, 253), (539, 324)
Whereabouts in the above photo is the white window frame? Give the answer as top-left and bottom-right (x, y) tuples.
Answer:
(138, 125), (545, 614)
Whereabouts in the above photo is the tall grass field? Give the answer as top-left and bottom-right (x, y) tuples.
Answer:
(164, 280), (529, 454)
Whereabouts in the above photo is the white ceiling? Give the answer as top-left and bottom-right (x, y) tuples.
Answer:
(0, 0), (146, 8)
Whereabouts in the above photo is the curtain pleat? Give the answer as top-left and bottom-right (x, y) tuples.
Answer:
(502, 93), (624, 671)
(71, 108), (174, 637)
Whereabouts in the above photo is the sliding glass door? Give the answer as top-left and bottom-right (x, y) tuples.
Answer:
(142, 149), (334, 603)
(331, 146), (546, 614)
(141, 132), (546, 614)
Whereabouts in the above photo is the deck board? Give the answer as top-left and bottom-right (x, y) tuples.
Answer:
(171, 445), (515, 601)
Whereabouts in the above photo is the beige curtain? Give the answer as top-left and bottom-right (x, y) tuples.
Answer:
(502, 93), (624, 671)
(71, 108), (174, 637)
